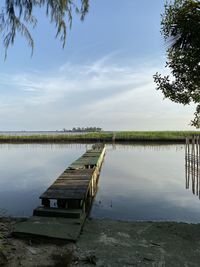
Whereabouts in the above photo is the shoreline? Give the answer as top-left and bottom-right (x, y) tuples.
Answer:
(1, 217), (200, 266)
(0, 139), (186, 144)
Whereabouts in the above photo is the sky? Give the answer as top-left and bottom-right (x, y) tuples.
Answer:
(0, 0), (196, 131)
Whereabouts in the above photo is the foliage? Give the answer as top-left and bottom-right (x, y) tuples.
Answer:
(0, 0), (89, 57)
(154, 0), (200, 127)
(71, 127), (102, 132)
(62, 127), (102, 132)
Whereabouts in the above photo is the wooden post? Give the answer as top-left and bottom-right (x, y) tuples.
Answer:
(112, 132), (116, 143)
(191, 136), (195, 194)
(42, 198), (50, 208)
(195, 136), (199, 196)
(185, 137), (189, 189)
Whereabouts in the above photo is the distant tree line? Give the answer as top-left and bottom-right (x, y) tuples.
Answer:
(62, 127), (102, 132)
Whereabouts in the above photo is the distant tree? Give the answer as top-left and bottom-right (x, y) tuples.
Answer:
(154, 0), (200, 127)
(70, 127), (102, 132)
(0, 0), (89, 57)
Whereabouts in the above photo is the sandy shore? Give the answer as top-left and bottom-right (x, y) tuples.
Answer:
(1, 217), (200, 266)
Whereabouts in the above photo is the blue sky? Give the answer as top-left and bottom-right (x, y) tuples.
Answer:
(0, 0), (196, 131)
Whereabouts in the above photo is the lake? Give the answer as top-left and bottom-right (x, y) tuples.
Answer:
(0, 143), (199, 223)
(0, 131), (94, 136)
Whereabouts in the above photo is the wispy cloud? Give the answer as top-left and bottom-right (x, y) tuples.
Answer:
(0, 55), (196, 130)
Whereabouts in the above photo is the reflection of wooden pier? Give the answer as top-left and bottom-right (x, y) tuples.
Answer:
(13, 144), (106, 240)
(185, 136), (200, 197)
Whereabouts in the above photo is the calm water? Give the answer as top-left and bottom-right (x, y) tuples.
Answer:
(0, 131), (87, 136)
(0, 143), (199, 223)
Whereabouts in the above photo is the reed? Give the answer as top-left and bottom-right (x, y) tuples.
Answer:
(0, 131), (199, 143)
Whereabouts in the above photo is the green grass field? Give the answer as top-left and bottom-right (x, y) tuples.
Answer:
(0, 131), (199, 143)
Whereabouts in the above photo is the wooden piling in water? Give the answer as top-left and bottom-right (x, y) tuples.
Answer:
(185, 135), (200, 198)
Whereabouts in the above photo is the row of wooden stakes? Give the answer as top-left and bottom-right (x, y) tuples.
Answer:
(185, 136), (200, 198)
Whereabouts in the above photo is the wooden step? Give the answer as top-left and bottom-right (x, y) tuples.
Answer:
(33, 207), (83, 219)
(13, 215), (86, 241)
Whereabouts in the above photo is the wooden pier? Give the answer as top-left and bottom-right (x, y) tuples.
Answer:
(13, 144), (106, 241)
(185, 136), (200, 198)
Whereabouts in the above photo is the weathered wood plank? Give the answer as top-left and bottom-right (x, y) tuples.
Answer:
(53, 180), (89, 185)
(50, 185), (88, 191)
(57, 177), (90, 181)
(33, 207), (83, 218)
(40, 189), (86, 199)
(62, 169), (94, 175)
(13, 215), (86, 241)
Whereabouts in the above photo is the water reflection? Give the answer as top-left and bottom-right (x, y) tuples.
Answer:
(91, 143), (200, 223)
(0, 144), (87, 217)
(1, 143), (200, 223)
(111, 143), (184, 151)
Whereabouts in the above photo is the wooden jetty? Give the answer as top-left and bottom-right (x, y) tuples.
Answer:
(13, 144), (106, 241)
(185, 136), (200, 198)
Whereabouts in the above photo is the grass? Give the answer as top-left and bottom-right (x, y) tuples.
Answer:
(0, 131), (199, 143)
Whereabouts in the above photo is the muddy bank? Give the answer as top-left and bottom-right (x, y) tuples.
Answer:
(78, 219), (200, 267)
(1, 218), (200, 266)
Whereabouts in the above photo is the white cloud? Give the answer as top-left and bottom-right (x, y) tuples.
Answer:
(0, 55), (196, 130)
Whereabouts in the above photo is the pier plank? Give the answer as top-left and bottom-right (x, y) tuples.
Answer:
(40, 188), (87, 199)
(13, 216), (86, 241)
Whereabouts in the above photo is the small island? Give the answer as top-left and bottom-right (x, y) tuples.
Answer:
(62, 127), (102, 132)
